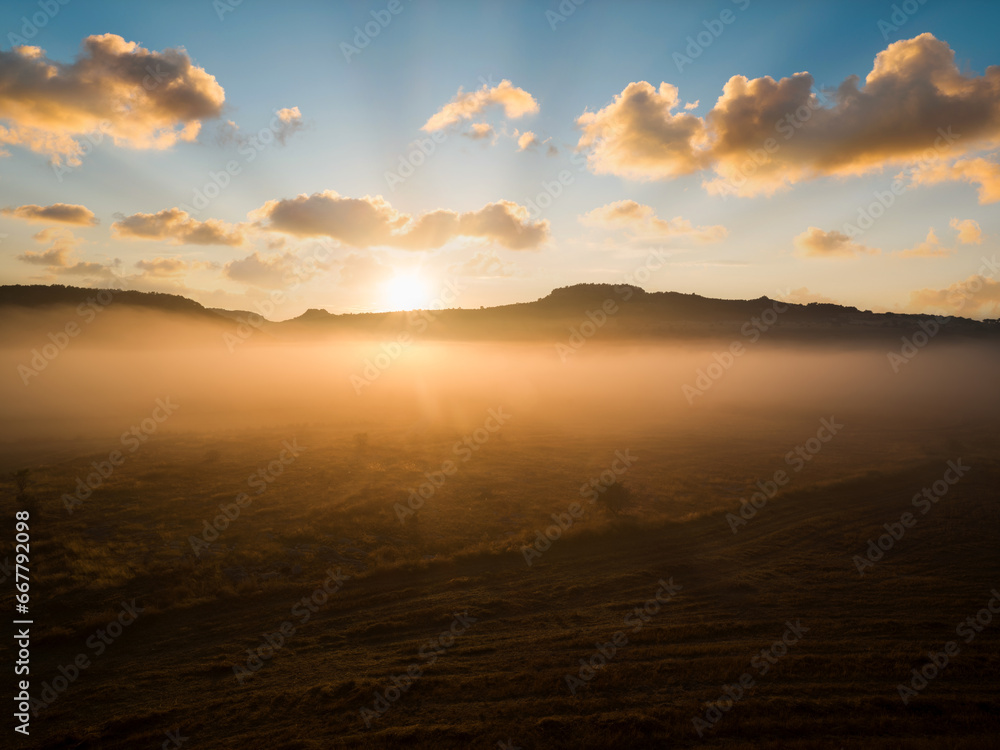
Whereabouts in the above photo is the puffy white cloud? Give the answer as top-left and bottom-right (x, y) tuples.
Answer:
(576, 35), (1000, 196)
(0, 35), (225, 165)
(252, 191), (549, 250)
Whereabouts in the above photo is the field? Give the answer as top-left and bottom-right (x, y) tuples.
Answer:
(3, 340), (999, 749)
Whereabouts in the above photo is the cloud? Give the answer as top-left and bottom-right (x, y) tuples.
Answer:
(112, 208), (245, 246)
(579, 200), (727, 243)
(793, 227), (879, 258)
(683, 100), (700, 110)
(423, 79), (538, 132)
(224, 251), (310, 289)
(0, 35), (225, 165)
(906, 156), (1000, 204)
(950, 218), (983, 245)
(449, 249), (516, 278)
(464, 122), (495, 141)
(274, 107), (305, 145)
(517, 131), (540, 151)
(2, 202), (97, 225)
(576, 34), (1000, 196)
(16, 227), (118, 278)
(134, 257), (214, 278)
(337, 252), (394, 288)
(896, 220), (980, 257)
(252, 191), (549, 250)
(17, 227), (79, 266)
(780, 287), (838, 305)
(896, 228), (953, 258)
(908, 275), (1000, 318)
(577, 81), (707, 181)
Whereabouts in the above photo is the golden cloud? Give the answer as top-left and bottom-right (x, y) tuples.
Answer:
(112, 208), (245, 246)
(908, 274), (1000, 318)
(576, 34), (1000, 196)
(135, 257), (212, 278)
(895, 228), (953, 258)
(224, 252), (310, 289)
(465, 123), (495, 141)
(950, 218), (983, 245)
(906, 156), (1000, 204)
(793, 227), (878, 258)
(580, 200), (727, 243)
(16, 227), (117, 278)
(252, 191), (549, 250)
(517, 131), (540, 151)
(0, 34), (225, 165)
(423, 79), (538, 132)
(2, 202), (97, 225)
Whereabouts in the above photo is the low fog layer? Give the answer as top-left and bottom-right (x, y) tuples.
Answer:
(2, 305), (998, 453)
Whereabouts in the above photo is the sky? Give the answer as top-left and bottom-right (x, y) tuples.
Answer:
(1, 0), (999, 319)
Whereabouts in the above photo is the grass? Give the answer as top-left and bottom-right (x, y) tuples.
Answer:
(2, 416), (998, 748)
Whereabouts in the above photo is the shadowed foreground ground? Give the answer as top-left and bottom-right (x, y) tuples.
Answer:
(10, 450), (999, 749)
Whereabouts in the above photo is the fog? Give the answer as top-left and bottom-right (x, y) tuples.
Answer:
(2, 306), (998, 462)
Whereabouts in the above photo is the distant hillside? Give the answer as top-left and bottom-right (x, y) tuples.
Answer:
(0, 284), (219, 318)
(1, 282), (997, 343)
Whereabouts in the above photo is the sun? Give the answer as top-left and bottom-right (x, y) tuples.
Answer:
(381, 272), (431, 311)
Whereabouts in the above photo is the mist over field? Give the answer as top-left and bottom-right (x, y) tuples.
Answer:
(3, 1), (1000, 747)
(3, 304), (1000, 448)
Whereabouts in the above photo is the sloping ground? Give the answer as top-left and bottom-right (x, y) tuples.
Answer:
(18, 460), (1000, 749)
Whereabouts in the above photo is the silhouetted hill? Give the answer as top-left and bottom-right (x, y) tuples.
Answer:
(2, 283), (997, 343)
(0, 284), (219, 318)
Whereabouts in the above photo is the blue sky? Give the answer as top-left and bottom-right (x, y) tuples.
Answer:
(2, 0), (999, 317)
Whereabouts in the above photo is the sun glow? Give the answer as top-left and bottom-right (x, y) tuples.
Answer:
(381, 272), (432, 311)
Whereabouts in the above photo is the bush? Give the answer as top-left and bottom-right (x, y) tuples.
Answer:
(597, 482), (633, 517)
